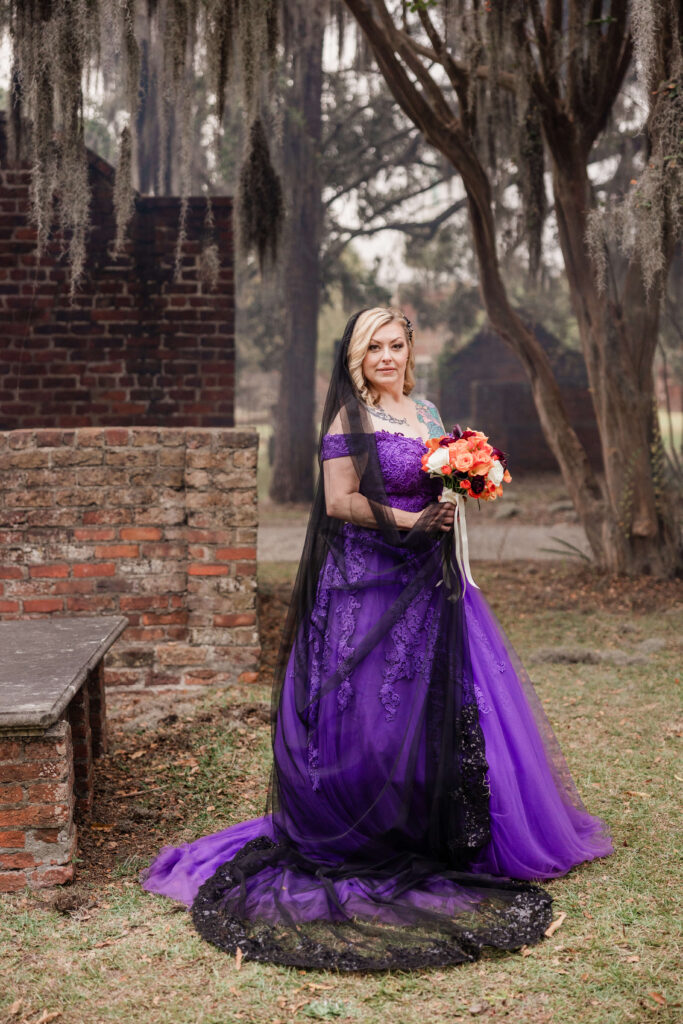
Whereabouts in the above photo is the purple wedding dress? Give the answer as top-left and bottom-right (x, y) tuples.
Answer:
(140, 429), (612, 970)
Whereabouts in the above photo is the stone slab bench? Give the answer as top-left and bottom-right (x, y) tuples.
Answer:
(0, 615), (127, 892)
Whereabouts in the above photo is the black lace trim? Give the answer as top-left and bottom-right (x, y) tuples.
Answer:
(191, 837), (553, 972)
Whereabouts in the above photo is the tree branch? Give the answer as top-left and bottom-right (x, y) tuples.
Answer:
(325, 196), (468, 264)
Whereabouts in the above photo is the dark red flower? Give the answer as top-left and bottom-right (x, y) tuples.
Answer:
(491, 446), (508, 470)
(438, 423), (463, 447)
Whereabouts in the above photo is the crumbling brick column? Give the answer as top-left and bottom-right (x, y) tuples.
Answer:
(0, 721), (77, 892)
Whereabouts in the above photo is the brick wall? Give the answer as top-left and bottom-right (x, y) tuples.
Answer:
(0, 115), (234, 430)
(0, 427), (259, 689)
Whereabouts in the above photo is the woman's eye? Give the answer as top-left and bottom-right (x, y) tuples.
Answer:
(368, 344), (379, 351)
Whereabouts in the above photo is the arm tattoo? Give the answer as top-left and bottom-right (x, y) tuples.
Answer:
(415, 399), (445, 439)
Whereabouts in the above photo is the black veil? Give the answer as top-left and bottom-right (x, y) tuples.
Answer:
(191, 310), (553, 970)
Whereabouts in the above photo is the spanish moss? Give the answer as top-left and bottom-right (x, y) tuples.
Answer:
(1, 0), (282, 290)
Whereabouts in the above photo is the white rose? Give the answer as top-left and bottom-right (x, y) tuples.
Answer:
(487, 460), (504, 486)
(426, 447), (451, 472)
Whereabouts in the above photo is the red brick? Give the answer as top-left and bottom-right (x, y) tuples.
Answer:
(119, 595), (161, 611)
(28, 564), (69, 578)
(188, 564), (228, 576)
(73, 527), (117, 541)
(0, 870), (27, 892)
(238, 671), (260, 684)
(213, 613), (256, 627)
(23, 598), (64, 613)
(0, 740), (23, 762)
(120, 527), (162, 541)
(52, 580), (94, 595)
(0, 600), (20, 612)
(0, 805), (70, 827)
(0, 763), (42, 782)
(0, 851), (36, 869)
(94, 544), (139, 558)
(215, 547), (257, 561)
(104, 428), (130, 444)
(34, 829), (61, 844)
(0, 830), (25, 848)
(141, 611), (187, 625)
(73, 562), (116, 577)
(0, 785), (24, 805)
(0, 566), (24, 579)
(30, 863), (74, 886)
(83, 509), (133, 525)
(26, 781), (70, 803)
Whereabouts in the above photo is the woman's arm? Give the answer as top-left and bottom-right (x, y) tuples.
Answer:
(323, 456), (454, 532)
(323, 456), (420, 530)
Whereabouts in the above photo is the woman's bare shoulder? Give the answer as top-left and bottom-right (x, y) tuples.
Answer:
(325, 413), (345, 436)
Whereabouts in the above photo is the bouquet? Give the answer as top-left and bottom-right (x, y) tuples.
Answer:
(421, 426), (511, 500)
(420, 426), (511, 591)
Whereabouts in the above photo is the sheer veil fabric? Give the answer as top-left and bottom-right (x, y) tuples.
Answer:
(141, 310), (612, 971)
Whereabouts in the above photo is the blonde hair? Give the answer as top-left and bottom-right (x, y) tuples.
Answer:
(347, 307), (415, 405)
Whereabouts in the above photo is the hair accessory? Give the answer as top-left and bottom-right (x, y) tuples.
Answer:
(403, 315), (414, 343)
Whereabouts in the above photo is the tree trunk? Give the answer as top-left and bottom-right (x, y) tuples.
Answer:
(551, 156), (681, 575)
(269, 5), (325, 504)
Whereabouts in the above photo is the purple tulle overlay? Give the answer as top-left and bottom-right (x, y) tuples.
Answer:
(140, 581), (612, 909)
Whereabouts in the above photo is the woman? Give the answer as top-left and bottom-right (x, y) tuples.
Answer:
(141, 307), (612, 970)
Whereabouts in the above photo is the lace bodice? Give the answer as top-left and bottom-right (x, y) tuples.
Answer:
(321, 429), (442, 512)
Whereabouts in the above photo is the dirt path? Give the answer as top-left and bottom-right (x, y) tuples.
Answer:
(258, 474), (594, 562)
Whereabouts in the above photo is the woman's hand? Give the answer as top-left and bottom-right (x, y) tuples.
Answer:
(437, 500), (455, 532)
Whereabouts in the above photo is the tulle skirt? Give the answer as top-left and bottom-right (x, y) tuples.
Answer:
(140, 583), (612, 909)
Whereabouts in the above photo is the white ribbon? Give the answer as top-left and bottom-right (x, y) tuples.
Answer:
(439, 488), (479, 591)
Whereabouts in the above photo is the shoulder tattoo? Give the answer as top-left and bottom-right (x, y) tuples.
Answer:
(415, 399), (445, 439)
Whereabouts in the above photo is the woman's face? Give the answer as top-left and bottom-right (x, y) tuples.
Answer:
(361, 321), (409, 394)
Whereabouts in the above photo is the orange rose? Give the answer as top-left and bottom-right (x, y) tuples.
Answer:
(503, 469), (512, 483)
(453, 450), (474, 472)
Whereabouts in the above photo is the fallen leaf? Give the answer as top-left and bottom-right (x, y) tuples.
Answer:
(627, 955), (640, 963)
(8, 1001), (22, 1016)
(34, 1013), (61, 1023)
(468, 1002), (489, 1016)
(130, 750), (145, 760)
(90, 823), (113, 832)
(235, 947), (243, 971)
(520, 945), (533, 957)
(649, 992), (667, 1006)
(545, 912), (567, 938)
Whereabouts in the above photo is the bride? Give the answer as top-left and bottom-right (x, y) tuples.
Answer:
(141, 307), (612, 971)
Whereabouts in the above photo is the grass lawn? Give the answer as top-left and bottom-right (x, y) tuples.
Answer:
(0, 562), (681, 1024)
